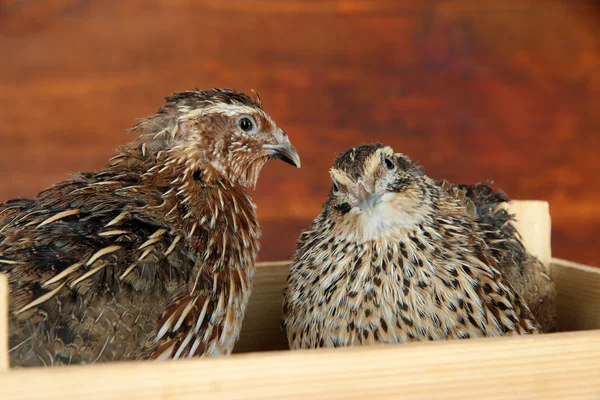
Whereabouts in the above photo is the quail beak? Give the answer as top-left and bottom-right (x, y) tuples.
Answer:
(263, 143), (301, 168)
(349, 177), (380, 210)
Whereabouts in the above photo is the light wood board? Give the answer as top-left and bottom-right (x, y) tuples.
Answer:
(506, 200), (552, 272)
(552, 258), (600, 331)
(0, 331), (599, 399)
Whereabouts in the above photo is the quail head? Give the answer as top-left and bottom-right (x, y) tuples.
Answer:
(282, 143), (546, 350)
(0, 88), (300, 367)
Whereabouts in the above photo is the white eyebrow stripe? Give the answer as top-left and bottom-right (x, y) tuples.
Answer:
(185, 104), (260, 118)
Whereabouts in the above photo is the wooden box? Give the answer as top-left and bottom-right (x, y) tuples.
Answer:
(0, 201), (599, 399)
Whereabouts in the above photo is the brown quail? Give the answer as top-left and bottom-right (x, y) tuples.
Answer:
(283, 143), (548, 350)
(0, 88), (300, 367)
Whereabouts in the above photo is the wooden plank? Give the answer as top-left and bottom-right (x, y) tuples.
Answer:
(0, 274), (7, 370)
(234, 261), (290, 353)
(0, 331), (599, 399)
(552, 258), (600, 332)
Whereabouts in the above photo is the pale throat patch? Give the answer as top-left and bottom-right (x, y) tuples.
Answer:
(329, 145), (425, 243)
(337, 193), (427, 243)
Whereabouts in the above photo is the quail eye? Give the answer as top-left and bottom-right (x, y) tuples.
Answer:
(238, 117), (254, 132)
(384, 157), (395, 170)
(332, 182), (339, 192)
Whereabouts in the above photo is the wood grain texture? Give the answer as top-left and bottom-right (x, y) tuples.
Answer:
(0, 330), (599, 399)
(0, 0), (599, 265)
(504, 200), (551, 270)
(552, 258), (600, 332)
(234, 261), (290, 353)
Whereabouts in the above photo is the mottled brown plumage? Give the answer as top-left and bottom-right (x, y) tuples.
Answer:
(283, 143), (551, 350)
(0, 88), (300, 367)
(440, 182), (557, 332)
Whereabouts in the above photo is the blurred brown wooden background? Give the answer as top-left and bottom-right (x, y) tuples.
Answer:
(0, 0), (598, 266)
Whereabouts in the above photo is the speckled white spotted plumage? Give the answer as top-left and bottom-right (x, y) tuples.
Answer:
(283, 143), (543, 349)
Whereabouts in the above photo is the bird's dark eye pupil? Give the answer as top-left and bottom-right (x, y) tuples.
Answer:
(332, 182), (339, 192)
(239, 117), (253, 131)
(384, 157), (394, 170)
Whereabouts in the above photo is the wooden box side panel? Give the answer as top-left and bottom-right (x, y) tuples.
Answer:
(552, 258), (600, 332)
(234, 261), (289, 353)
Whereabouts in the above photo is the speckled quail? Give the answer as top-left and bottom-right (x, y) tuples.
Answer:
(0, 88), (300, 367)
(283, 143), (554, 349)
